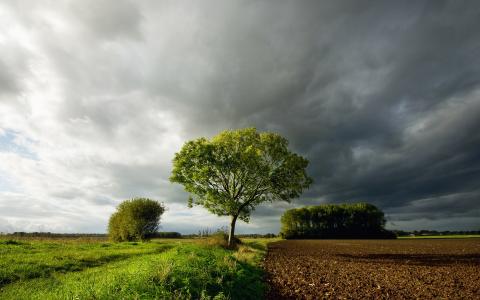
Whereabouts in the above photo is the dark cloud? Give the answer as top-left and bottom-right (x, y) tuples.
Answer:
(70, 0), (143, 41)
(1, 1), (479, 232)
(149, 1), (480, 229)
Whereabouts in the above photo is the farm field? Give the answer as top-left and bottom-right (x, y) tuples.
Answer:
(264, 239), (480, 299)
(0, 237), (270, 300)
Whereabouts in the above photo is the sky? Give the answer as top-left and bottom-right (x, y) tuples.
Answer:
(0, 0), (479, 234)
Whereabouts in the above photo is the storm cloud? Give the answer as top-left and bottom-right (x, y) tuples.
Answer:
(0, 1), (479, 233)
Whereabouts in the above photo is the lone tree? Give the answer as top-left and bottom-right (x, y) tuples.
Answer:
(170, 128), (312, 247)
(108, 198), (165, 242)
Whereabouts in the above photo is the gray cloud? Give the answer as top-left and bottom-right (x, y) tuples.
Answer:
(71, 0), (143, 41)
(0, 1), (479, 233)
(0, 60), (19, 94)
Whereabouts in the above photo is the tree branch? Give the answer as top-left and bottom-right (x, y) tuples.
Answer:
(236, 179), (268, 214)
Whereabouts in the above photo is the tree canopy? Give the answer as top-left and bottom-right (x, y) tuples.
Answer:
(280, 203), (396, 239)
(170, 128), (312, 247)
(108, 198), (165, 242)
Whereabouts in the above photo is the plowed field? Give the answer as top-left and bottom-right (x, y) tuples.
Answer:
(264, 239), (480, 299)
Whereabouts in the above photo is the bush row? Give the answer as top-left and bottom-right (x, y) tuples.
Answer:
(280, 203), (396, 239)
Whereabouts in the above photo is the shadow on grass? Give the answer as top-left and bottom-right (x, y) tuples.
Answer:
(224, 259), (265, 300)
(0, 240), (26, 245)
(337, 253), (480, 266)
(243, 241), (267, 252)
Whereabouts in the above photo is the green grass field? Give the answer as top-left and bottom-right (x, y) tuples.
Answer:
(0, 237), (273, 300)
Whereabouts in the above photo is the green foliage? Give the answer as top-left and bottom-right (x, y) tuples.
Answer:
(203, 230), (242, 249)
(280, 203), (396, 239)
(0, 239), (268, 300)
(170, 127), (312, 246)
(108, 198), (165, 242)
(151, 231), (182, 238)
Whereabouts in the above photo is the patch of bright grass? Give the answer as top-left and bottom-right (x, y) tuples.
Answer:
(0, 238), (272, 299)
(0, 239), (171, 287)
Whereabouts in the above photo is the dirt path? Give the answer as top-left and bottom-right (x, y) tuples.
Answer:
(264, 239), (480, 299)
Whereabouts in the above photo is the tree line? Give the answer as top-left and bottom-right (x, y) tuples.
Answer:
(392, 230), (480, 236)
(280, 203), (396, 239)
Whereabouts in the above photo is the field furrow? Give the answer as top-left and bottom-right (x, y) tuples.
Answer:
(264, 239), (480, 299)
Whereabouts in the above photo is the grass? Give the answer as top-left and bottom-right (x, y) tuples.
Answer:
(0, 237), (273, 300)
(398, 235), (480, 239)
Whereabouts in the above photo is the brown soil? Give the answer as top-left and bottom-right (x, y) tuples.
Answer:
(264, 239), (480, 299)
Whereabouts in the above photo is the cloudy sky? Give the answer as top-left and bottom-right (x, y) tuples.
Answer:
(1, 1), (479, 234)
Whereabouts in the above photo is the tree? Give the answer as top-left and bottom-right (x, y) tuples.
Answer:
(170, 128), (312, 247)
(108, 198), (165, 242)
(280, 203), (395, 239)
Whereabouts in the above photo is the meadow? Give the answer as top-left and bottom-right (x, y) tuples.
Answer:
(0, 236), (273, 300)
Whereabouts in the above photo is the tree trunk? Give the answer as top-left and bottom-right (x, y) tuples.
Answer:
(228, 215), (238, 248)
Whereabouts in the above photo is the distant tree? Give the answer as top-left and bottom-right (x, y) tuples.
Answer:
(280, 203), (395, 239)
(150, 232), (182, 238)
(108, 198), (165, 242)
(170, 128), (312, 248)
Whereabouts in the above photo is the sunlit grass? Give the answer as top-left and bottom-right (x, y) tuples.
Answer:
(0, 237), (273, 299)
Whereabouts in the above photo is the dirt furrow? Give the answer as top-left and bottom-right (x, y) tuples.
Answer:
(264, 239), (480, 299)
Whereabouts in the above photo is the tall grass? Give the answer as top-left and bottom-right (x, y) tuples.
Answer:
(0, 238), (269, 299)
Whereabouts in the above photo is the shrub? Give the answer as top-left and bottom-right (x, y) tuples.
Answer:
(203, 230), (242, 249)
(149, 232), (182, 239)
(108, 198), (165, 242)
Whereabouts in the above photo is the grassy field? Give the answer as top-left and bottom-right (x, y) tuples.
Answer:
(0, 237), (274, 300)
(398, 234), (480, 239)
